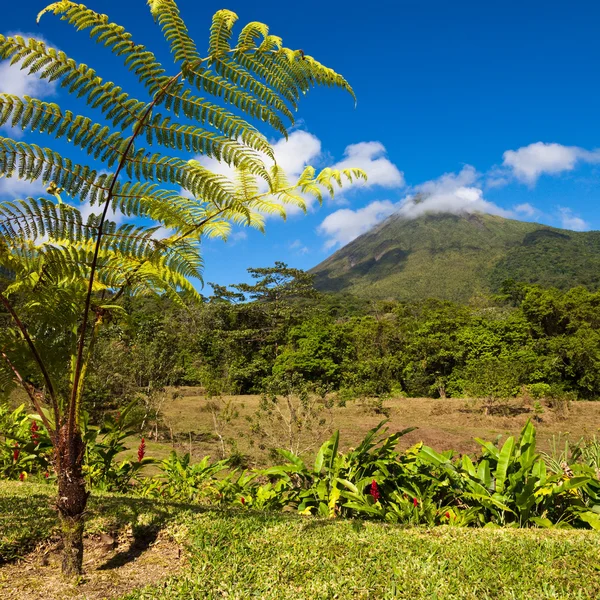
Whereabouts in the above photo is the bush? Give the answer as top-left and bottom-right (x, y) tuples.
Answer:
(527, 383), (551, 400)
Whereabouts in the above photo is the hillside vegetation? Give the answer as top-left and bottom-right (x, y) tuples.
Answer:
(63, 268), (600, 403)
(311, 213), (600, 302)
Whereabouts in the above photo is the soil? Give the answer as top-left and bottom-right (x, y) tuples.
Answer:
(0, 529), (184, 599)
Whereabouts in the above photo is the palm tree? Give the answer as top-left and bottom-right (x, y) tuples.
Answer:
(0, 0), (364, 575)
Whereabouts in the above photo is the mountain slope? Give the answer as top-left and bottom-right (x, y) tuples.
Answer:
(311, 213), (600, 302)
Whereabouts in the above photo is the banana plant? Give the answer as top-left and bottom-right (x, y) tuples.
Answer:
(420, 420), (594, 527)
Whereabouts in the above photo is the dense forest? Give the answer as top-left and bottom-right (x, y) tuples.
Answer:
(78, 262), (600, 410)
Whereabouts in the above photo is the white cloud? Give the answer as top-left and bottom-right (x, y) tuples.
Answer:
(194, 130), (323, 215)
(557, 207), (588, 231)
(272, 130), (322, 176)
(513, 203), (538, 217)
(289, 239), (309, 255)
(502, 142), (600, 185)
(0, 32), (58, 137)
(317, 165), (516, 250)
(194, 133), (404, 217)
(0, 175), (46, 198)
(230, 230), (247, 243)
(78, 200), (124, 225)
(318, 200), (398, 249)
(331, 141), (404, 189)
(397, 165), (511, 220)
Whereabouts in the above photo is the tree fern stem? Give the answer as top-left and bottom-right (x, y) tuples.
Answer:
(0, 292), (59, 436)
(67, 70), (183, 440)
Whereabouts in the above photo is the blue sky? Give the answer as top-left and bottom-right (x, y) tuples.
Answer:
(2, 0), (600, 290)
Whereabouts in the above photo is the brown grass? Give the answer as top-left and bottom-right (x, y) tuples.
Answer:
(129, 391), (600, 466)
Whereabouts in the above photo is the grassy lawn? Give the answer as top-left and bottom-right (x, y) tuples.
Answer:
(2, 482), (600, 599)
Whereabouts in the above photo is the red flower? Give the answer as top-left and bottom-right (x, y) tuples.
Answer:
(413, 497), (418, 507)
(13, 444), (19, 462)
(44, 472), (50, 479)
(19, 472), (25, 481)
(445, 511), (450, 519)
(30, 421), (39, 443)
(240, 497), (246, 505)
(137, 437), (146, 462)
(369, 479), (380, 502)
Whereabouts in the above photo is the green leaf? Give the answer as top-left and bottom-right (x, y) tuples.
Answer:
(495, 436), (515, 495)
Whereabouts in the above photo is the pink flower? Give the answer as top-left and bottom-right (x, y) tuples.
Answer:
(413, 497), (418, 507)
(137, 438), (146, 462)
(369, 479), (380, 502)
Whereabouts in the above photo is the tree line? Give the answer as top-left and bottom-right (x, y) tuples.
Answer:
(81, 263), (600, 409)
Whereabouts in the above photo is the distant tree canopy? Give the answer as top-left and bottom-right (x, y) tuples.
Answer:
(73, 263), (600, 407)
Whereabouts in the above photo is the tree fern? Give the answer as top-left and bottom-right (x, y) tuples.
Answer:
(0, 0), (365, 576)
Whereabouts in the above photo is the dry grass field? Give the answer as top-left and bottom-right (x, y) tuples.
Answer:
(132, 389), (600, 466)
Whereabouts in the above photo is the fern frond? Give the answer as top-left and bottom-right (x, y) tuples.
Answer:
(209, 9), (238, 55)
(209, 55), (294, 123)
(0, 137), (110, 202)
(0, 34), (147, 130)
(0, 94), (132, 168)
(159, 85), (274, 158)
(37, 2), (166, 92)
(185, 67), (287, 136)
(147, 0), (201, 66)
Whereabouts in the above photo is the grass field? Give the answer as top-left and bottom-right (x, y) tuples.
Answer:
(122, 390), (600, 466)
(1, 481), (600, 600)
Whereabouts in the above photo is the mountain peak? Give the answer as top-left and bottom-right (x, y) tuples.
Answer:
(311, 212), (600, 302)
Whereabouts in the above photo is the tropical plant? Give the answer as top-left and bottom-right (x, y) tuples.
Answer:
(81, 403), (154, 492)
(0, 0), (362, 575)
(0, 404), (52, 479)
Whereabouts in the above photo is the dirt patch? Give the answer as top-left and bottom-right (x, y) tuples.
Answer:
(0, 529), (184, 599)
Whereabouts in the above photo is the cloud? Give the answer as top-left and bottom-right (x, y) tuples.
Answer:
(317, 166), (514, 250)
(502, 142), (600, 185)
(397, 165), (511, 220)
(230, 230), (247, 243)
(195, 133), (403, 214)
(194, 130), (323, 215)
(1, 32), (58, 137)
(79, 200), (124, 225)
(331, 141), (404, 189)
(318, 200), (398, 249)
(289, 239), (309, 255)
(557, 207), (588, 231)
(0, 175), (47, 199)
(513, 203), (538, 217)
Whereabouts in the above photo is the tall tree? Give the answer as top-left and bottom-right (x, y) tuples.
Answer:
(0, 0), (363, 575)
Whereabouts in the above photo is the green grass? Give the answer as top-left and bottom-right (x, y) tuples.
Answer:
(2, 482), (600, 599)
(0, 480), (188, 564)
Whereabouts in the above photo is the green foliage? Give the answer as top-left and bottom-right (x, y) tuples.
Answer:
(0, 0), (362, 441)
(81, 404), (153, 492)
(0, 404), (52, 479)
(128, 420), (600, 530)
(79, 268), (600, 402)
(138, 451), (229, 503)
(3, 482), (600, 598)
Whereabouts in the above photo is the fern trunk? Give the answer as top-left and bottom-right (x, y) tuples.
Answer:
(56, 425), (88, 577)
